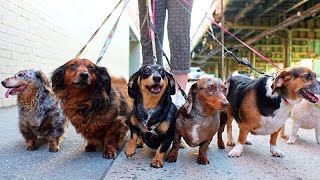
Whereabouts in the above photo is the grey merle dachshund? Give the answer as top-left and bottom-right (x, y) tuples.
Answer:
(1, 69), (67, 152)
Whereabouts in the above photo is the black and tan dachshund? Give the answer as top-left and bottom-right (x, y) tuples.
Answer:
(125, 64), (177, 168)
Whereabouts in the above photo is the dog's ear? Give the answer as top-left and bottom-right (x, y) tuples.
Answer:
(184, 82), (198, 114)
(128, 70), (140, 99)
(96, 66), (111, 95)
(165, 71), (176, 95)
(271, 70), (291, 94)
(51, 64), (66, 93)
(36, 70), (52, 92)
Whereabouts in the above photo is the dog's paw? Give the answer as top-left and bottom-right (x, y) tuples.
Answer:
(287, 137), (296, 144)
(26, 145), (38, 151)
(49, 147), (59, 152)
(85, 144), (97, 152)
(150, 158), (164, 168)
(125, 148), (136, 158)
(226, 140), (235, 146)
(166, 154), (178, 163)
(197, 156), (210, 165)
(136, 138), (144, 148)
(218, 142), (225, 149)
(228, 144), (243, 157)
(245, 139), (252, 145)
(270, 145), (285, 157)
(228, 149), (242, 157)
(103, 146), (118, 159)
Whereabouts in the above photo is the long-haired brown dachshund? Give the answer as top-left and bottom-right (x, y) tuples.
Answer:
(51, 58), (132, 159)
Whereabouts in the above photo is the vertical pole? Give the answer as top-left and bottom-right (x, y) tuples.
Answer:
(252, 51), (256, 77)
(282, 37), (285, 68)
(221, 0), (225, 81)
(214, 61), (219, 78)
(286, 30), (292, 68)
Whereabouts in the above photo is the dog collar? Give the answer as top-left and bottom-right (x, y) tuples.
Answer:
(277, 89), (289, 105)
(193, 107), (211, 117)
(140, 121), (161, 133)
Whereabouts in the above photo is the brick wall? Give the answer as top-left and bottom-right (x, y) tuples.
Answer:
(0, 0), (138, 107)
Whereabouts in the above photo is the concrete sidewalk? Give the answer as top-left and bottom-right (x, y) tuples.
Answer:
(1, 106), (320, 179)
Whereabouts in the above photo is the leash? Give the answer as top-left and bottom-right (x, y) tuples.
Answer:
(145, 0), (187, 99)
(96, 0), (129, 65)
(224, 51), (272, 77)
(148, 19), (188, 99)
(75, 0), (123, 59)
(146, 0), (158, 64)
(177, 0), (282, 71)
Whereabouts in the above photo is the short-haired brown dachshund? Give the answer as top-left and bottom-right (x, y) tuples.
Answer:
(167, 77), (229, 165)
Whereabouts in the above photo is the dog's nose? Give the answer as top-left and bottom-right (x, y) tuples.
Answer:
(79, 72), (89, 79)
(1, 80), (6, 86)
(221, 101), (229, 108)
(153, 75), (161, 83)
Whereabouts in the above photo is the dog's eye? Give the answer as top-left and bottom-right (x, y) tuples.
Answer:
(207, 85), (214, 91)
(70, 63), (77, 70)
(143, 67), (151, 74)
(304, 74), (313, 80)
(87, 65), (95, 71)
(17, 73), (24, 77)
(159, 69), (164, 74)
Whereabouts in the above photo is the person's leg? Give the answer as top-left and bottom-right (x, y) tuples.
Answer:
(138, 0), (166, 66)
(167, 0), (193, 106)
(167, 0), (193, 88)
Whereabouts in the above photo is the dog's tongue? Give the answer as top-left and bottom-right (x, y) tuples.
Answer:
(151, 85), (161, 93)
(5, 88), (13, 98)
(306, 91), (319, 103)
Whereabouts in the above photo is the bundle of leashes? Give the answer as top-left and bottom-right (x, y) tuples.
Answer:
(74, 0), (281, 99)
(75, 0), (129, 65)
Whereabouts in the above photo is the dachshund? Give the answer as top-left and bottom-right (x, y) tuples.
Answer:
(51, 58), (132, 159)
(1, 69), (67, 152)
(167, 77), (229, 165)
(220, 66), (320, 157)
(125, 64), (176, 168)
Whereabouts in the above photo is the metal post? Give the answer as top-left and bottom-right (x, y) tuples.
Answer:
(286, 30), (292, 67)
(252, 51), (256, 77)
(214, 62), (219, 78)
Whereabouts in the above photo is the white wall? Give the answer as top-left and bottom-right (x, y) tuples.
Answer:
(0, 0), (139, 107)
